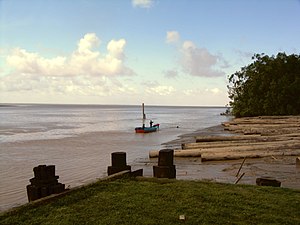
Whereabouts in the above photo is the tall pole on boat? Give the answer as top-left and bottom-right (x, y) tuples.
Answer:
(142, 103), (146, 120)
(142, 103), (146, 128)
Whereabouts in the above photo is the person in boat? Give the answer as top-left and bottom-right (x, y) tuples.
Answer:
(150, 120), (153, 127)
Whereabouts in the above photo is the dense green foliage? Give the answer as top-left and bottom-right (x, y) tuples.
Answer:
(1, 178), (299, 225)
(228, 53), (300, 117)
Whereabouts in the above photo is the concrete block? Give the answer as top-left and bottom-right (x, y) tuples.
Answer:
(256, 177), (281, 187)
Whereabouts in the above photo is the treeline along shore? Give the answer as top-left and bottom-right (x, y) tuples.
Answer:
(150, 116), (300, 161)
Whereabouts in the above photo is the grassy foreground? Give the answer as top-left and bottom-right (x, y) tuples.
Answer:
(1, 178), (299, 225)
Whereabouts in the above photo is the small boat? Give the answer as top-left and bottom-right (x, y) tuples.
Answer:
(135, 103), (159, 133)
(135, 124), (160, 133)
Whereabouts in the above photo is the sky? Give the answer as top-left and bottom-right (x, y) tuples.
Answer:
(0, 0), (299, 106)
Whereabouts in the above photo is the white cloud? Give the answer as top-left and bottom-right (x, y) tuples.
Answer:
(141, 80), (175, 96)
(141, 80), (159, 87)
(0, 33), (136, 99)
(77, 33), (100, 54)
(166, 31), (180, 44)
(207, 87), (221, 95)
(183, 88), (202, 96)
(132, 0), (153, 8)
(184, 87), (223, 96)
(107, 39), (126, 59)
(180, 41), (223, 77)
(146, 85), (175, 96)
(5, 33), (133, 78)
(6, 48), (67, 76)
(0, 71), (138, 98)
(166, 31), (225, 77)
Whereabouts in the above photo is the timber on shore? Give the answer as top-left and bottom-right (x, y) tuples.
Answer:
(149, 116), (300, 161)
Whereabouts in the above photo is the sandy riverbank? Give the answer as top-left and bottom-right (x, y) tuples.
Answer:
(138, 116), (300, 189)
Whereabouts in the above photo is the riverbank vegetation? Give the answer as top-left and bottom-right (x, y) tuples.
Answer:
(1, 178), (299, 225)
(228, 53), (300, 117)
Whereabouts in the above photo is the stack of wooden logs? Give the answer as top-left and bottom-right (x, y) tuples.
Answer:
(149, 116), (300, 161)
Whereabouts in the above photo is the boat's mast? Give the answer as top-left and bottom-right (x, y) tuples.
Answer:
(142, 103), (146, 127)
(142, 103), (146, 119)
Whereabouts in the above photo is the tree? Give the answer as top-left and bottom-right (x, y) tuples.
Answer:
(228, 53), (300, 117)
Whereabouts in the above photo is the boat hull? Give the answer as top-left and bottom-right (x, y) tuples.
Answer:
(135, 124), (159, 133)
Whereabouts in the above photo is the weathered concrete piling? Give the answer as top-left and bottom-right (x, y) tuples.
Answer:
(26, 165), (65, 202)
(256, 177), (281, 187)
(153, 149), (176, 178)
(107, 152), (131, 175)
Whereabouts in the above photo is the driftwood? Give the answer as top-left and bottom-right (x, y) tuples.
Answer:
(221, 116), (300, 136)
(149, 139), (300, 159)
(183, 138), (300, 150)
(195, 135), (262, 142)
(201, 149), (300, 161)
(236, 157), (246, 177)
(149, 149), (202, 158)
(234, 172), (245, 184)
(149, 116), (300, 161)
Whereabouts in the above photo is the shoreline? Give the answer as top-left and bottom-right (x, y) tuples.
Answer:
(141, 116), (300, 189)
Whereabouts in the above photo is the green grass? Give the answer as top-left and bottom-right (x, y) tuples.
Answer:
(1, 178), (299, 225)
